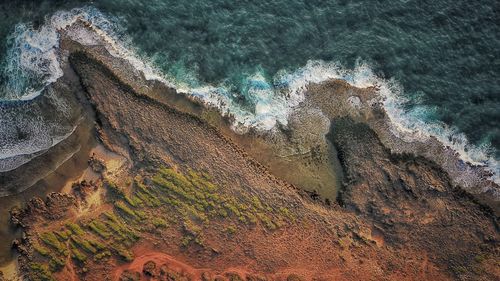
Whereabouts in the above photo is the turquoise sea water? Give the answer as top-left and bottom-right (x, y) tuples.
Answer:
(0, 1), (498, 168)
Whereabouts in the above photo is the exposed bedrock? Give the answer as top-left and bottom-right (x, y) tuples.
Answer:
(329, 117), (498, 279)
(67, 50), (304, 208)
(304, 80), (499, 213)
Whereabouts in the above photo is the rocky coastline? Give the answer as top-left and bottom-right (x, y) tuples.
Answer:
(0, 24), (498, 281)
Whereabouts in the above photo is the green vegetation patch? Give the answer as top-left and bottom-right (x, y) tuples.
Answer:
(114, 201), (138, 220)
(39, 232), (67, 255)
(48, 256), (65, 272)
(88, 220), (112, 239)
(66, 222), (85, 236)
(70, 235), (97, 254)
(34, 244), (50, 257)
(152, 217), (168, 228)
(29, 262), (54, 281)
(149, 167), (290, 231)
(70, 246), (87, 263)
(28, 166), (296, 279)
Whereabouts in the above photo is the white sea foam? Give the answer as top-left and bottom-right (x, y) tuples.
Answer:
(277, 60), (499, 186)
(0, 7), (498, 187)
(186, 72), (291, 132)
(0, 7), (172, 102)
(0, 7), (174, 171)
(2, 23), (62, 100)
(0, 86), (80, 172)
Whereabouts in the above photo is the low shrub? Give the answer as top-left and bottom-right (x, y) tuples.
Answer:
(71, 247), (87, 263)
(40, 232), (67, 255)
(66, 222), (85, 236)
(29, 263), (54, 281)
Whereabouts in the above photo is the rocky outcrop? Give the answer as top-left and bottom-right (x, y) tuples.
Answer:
(71, 180), (99, 202)
(10, 193), (77, 228)
(329, 117), (499, 280)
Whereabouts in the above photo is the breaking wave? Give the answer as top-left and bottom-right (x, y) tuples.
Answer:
(0, 6), (497, 186)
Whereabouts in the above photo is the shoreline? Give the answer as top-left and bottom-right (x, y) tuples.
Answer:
(62, 22), (500, 207)
(1, 9), (498, 192)
(0, 118), (96, 267)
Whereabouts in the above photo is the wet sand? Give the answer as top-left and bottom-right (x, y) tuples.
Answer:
(0, 59), (101, 266)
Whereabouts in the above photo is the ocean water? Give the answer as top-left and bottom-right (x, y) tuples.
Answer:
(0, 1), (498, 179)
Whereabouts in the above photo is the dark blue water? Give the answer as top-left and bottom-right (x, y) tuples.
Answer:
(0, 0), (499, 155)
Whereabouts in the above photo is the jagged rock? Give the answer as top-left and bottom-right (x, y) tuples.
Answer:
(43, 193), (77, 220)
(142, 260), (157, 277)
(201, 272), (211, 281)
(225, 272), (244, 281)
(158, 265), (190, 281)
(12, 239), (30, 257)
(72, 180), (98, 201)
(11, 239), (20, 249)
(9, 206), (24, 227)
(9, 193), (77, 229)
(89, 155), (106, 173)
